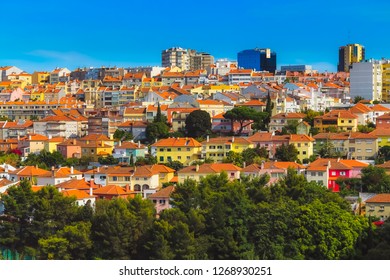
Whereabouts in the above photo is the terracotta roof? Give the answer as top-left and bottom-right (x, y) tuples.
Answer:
(56, 178), (99, 190)
(0, 178), (13, 188)
(377, 161), (390, 169)
(366, 194), (390, 203)
(202, 136), (253, 145)
(316, 110), (358, 120)
(115, 141), (145, 149)
(240, 100), (266, 106)
(149, 185), (175, 198)
(376, 113), (390, 120)
(370, 128), (390, 137)
(179, 163), (241, 174)
(152, 137), (201, 147)
(9, 166), (48, 176)
(289, 134), (315, 142)
(371, 104), (390, 112)
(20, 133), (48, 141)
(271, 112), (306, 119)
(117, 121), (148, 128)
(62, 189), (95, 200)
(123, 107), (146, 115)
(350, 103), (372, 114)
(38, 167), (82, 178)
(80, 134), (111, 141)
(248, 132), (273, 142)
(93, 185), (128, 196)
(197, 99), (225, 106)
(306, 158), (367, 171)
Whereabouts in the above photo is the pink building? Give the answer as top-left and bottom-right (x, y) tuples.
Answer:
(57, 139), (81, 159)
(148, 185), (175, 214)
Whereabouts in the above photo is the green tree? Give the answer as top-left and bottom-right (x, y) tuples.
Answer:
(145, 122), (170, 143)
(223, 151), (244, 167)
(264, 92), (274, 129)
(361, 165), (390, 193)
(165, 160), (184, 171)
(113, 129), (133, 141)
(98, 155), (119, 165)
(354, 96), (365, 104)
(185, 110), (211, 138)
(154, 102), (167, 123)
(224, 106), (267, 135)
(303, 109), (322, 127)
(274, 144), (299, 162)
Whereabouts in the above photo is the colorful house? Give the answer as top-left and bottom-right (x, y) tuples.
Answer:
(112, 141), (146, 164)
(305, 158), (368, 192)
(365, 194), (390, 221)
(178, 163), (241, 183)
(148, 185), (175, 214)
(201, 136), (254, 162)
(314, 110), (358, 132)
(151, 137), (202, 165)
(289, 134), (315, 162)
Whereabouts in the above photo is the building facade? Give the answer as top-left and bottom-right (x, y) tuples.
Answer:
(237, 48), (276, 73)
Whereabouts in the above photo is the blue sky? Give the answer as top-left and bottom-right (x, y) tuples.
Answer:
(1, 0), (389, 73)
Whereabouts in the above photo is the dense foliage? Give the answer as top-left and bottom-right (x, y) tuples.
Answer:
(185, 110), (211, 138)
(0, 171), (376, 260)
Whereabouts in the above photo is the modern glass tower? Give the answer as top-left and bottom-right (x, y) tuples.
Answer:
(237, 48), (277, 73)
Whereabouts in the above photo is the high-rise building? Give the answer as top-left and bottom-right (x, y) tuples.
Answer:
(237, 48), (276, 73)
(350, 59), (382, 101)
(190, 52), (214, 70)
(161, 47), (191, 71)
(337, 43), (365, 72)
(381, 60), (390, 102)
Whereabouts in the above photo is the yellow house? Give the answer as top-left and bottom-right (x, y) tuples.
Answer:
(365, 194), (390, 221)
(314, 110), (358, 132)
(197, 99), (227, 118)
(190, 85), (240, 96)
(201, 136), (254, 162)
(17, 133), (49, 157)
(7, 72), (32, 88)
(32, 72), (50, 85)
(44, 137), (65, 153)
(289, 134), (314, 162)
(81, 141), (114, 162)
(370, 128), (390, 148)
(30, 89), (46, 101)
(151, 137), (202, 166)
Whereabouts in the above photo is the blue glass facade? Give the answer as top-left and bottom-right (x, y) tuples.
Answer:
(237, 48), (277, 73)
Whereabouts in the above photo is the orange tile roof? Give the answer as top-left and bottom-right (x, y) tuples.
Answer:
(349, 103), (372, 114)
(179, 163), (241, 174)
(9, 166), (48, 176)
(370, 128), (390, 137)
(152, 137), (201, 147)
(80, 134), (111, 141)
(197, 99), (225, 106)
(366, 194), (390, 203)
(93, 185), (128, 196)
(248, 132), (273, 142)
(202, 136), (253, 145)
(115, 141), (145, 149)
(62, 189), (95, 200)
(124, 107), (146, 115)
(271, 112), (306, 119)
(240, 100), (266, 106)
(149, 185), (175, 198)
(289, 134), (315, 142)
(371, 104), (390, 112)
(56, 179), (99, 190)
(376, 113), (390, 120)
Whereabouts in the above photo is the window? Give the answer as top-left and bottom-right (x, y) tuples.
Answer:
(380, 205), (385, 211)
(366, 149), (373, 153)
(311, 172), (316, 176)
(357, 149), (361, 153)
(159, 200), (166, 204)
(178, 148), (181, 151)
(331, 171), (336, 176)
(178, 156), (181, 160)
(113, 176), (118, 181)
(317, 180), (323, 185)
(159, 156), (164, 162)
(230, 172), (235, 177)
(225, 145), (231, 149)
(186, 156), (190, 160)
(159, 148), (164, 151)
(340, 171), (346, 176)
(167, 156), (172, 161)
(125, 176), (130, 181)
(303, 151), (307, 155)
(167, 148), (171, 152)
(348, 120), (352, 123)
(186, 148), (190, 151)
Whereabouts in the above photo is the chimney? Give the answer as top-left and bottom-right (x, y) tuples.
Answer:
(232, 136), (235, 143)
(5, 164), (8, 173)
(243, 161), (246, 168)
(138, 141), (141, 148)
(195, 164), (199, 172)
(119, 141), (122, 147)
(48, 135), (52, 140)
(51, 166), (55, 177)
(73, 139), (77, 145)
(17, 135), (20, 141)
(29, 135), (32, 141)
(261, 161), (264, 170)
(207, 135), (209, 142)
(101, 141), (104, 147)
(125, 184), (130, 193)
(70, 166), (74, 174)
(97, 166), (100, 172)
(89, 179), (94, 196)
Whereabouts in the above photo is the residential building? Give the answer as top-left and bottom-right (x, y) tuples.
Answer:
(178, 163), (241, 183)
(148, 185), (175, 214)
(8, 165), (48, 182)
(112, 141), (146, 164)
(0, 66), (23, 82)
(314, 110), (358, 132)
(269, 112), (306, 132)
(305, 158), (368, 192)
(237, 48), (277, 73)
(350, 59), (382, 101)
(337, 43), (365, 72)
(93, 185), (131, 200)
(151, 137), (202, 165)
(44, 136), (65, 153)
(161, 47), (191, 71)
(349, 103), (373, 125)
(365, 194), (390, 221)
(33, 115), (79, 138)
(17, 133), (48, 158)
(228, 69), (252, 85)
(57, 139), (82, 159)
(61, 189), (96, 207)
(289, 134), (315, 162)
(201, 136), (254, 162)
(36, 166), (83, 186)
(369, 128), (390, 148)
(50, 68), (71, 84)
(190, 52), (214, 70)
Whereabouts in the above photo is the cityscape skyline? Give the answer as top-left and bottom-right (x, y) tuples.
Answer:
(1, 0), (390, 73)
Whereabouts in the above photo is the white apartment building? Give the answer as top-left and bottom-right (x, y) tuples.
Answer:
(350, 59), (383, 101)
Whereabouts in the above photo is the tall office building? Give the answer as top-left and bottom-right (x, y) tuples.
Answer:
(337, 43), (365, 72)
(161, 47), (192, 71)
(237, 48), (277, 73)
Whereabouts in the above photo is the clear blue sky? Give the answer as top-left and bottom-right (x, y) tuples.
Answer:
(1, 0), (389, 73)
